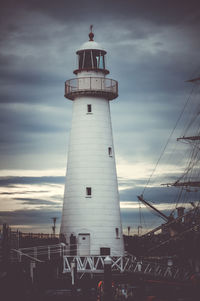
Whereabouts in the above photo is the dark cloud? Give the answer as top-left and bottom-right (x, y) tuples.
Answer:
(0, 176), (65, 186)
(0, 190), (49, 195)
(0, 208), (61, 226)
(2, 0), (200, 27)
(13, 197), (59, 206)
(0, 205), (169, 231)
(120, 186), (181, 204)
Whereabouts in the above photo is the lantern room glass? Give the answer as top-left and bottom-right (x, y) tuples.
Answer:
(78, 50), (105, 70)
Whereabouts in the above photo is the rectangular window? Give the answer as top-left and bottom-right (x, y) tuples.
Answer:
(100, 247), (110, 255)
(86, 187), (92, 196)
(78, 53), (83, 69)
(87, 104), (92, 113)
(99, 54), (104, 69)
(115, 228), (119, 238)
(84, 51), (92, 68)
(82, 51), (85, 69)
(108, 147), (112, 156)
(90, 50), (94, 68)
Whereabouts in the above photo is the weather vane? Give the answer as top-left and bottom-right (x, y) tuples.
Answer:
(89, 24), (94, 41)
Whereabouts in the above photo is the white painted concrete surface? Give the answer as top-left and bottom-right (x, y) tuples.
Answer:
(60, 39), (124, 256)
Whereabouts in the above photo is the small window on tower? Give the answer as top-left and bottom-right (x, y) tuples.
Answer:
(86, 187), (92, 197)
(115, 228), (119, 239)
(87, 104), (92, 113)
(108, 147), (112, 157)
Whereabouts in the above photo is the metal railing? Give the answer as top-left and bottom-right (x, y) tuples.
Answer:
(11, 243), (66, 262)
(65, 77), (118, 100)
(11, 243), (191, 281)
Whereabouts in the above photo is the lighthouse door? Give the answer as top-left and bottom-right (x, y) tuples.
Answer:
(78, 233), (90, 256)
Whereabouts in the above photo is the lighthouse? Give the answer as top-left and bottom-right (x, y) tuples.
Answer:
(60, 27), (124, 257)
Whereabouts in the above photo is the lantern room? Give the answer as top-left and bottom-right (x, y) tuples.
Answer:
(73, 27), (109, 75)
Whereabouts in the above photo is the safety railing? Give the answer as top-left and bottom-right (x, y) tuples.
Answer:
(65, 77), (118, 100)
(11, 243), (66, 262)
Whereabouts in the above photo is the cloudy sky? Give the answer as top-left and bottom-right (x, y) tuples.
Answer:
(1, 0), (200, 235)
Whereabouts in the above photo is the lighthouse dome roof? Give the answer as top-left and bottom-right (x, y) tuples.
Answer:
(78, 40), (106, 53)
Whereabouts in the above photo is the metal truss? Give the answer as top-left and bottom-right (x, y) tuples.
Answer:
(63, 255), (191, 281)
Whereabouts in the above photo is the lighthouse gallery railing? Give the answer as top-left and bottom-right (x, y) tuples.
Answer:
(65, 77), (118, 100)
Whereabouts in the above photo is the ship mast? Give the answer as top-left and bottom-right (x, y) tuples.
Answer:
(137, 195), (170, 222)
(162, 76), (200, 189)
(138, 75), (200, 234)
(177, 135), (200, 141)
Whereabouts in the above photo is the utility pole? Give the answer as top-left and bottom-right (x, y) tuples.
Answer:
(51, 217), (57, 237)
(137, 225), (142, 236)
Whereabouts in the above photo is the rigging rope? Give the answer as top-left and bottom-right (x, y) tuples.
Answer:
(142, 85), (196, 196)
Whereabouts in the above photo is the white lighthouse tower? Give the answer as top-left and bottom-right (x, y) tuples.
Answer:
(60, 27), (124, 257)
